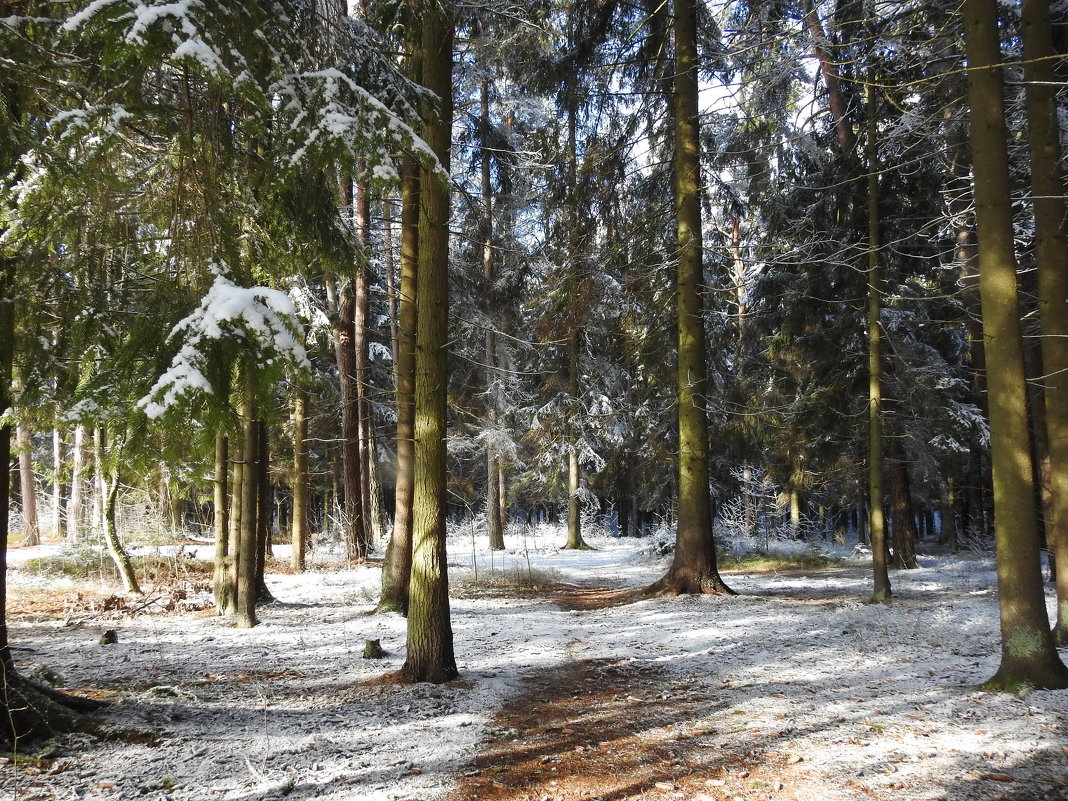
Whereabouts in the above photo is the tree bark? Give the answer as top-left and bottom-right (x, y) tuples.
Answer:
(355, 180), (376, 546)
(95, 426), (141, 595)
(16, 422), (38, 546)
(964, 0), (1068, 690)
(865, 80), (892, 601)
(291, 387), (309, 574)
(52, 427), (65, 539)
(333, 191), (368, 560)
(379, 157), (419, 615)
(401, 0), (458, 683)
(1021, 0), (1068, 647)
(67, 424), (89, 541)
(254, 419), (274, 603)
(213, 430), (233, 611)
(648, 0), (730, 596)
(235, 375), (259, 629)
(482, 76), (506, 552)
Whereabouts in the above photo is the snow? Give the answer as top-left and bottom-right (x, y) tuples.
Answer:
(4, 529), (1068, 800)
(139, 270), (309, 418)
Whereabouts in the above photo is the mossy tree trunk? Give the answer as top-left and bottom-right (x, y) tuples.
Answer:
(1021, 0), (1068, 647)
(95, 426), (142, 596)
(649, 0), (730, 596)
(401, 0), (458, 683)
(964, 0), (1068, 690)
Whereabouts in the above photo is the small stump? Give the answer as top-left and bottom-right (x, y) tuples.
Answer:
(363, 639), (386, 659)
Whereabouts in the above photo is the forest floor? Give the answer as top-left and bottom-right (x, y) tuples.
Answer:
(2, 526), (1068, 801)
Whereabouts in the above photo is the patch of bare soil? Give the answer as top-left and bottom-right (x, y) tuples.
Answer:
(447, 588), (841, 801)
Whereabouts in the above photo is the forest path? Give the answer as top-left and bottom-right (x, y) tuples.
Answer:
(445, 583), (842, 801)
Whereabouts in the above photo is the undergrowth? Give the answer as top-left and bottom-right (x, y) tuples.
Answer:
(718, 551), (837, 572)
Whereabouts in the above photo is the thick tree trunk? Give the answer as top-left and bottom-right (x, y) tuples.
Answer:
(649, 0), (730, 596)
(379, 157), (419, 615)
(1021, 0), (1068, 647)
(291, 387), (309, 574)
(964, 0), (1068, 690)
(401, 1), (458, 683)
(16, 422), (38, 546)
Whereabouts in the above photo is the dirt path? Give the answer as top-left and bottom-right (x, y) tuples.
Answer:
(447, 585), (840, 801)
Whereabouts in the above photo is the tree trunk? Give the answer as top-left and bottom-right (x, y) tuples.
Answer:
(254, 419), (274, 603)
(332, 210), (368, 560)
(0, 271), (102, 744)
(401, 1), (458, 683)
(564, 329), (590, 550)
(16, 422), (38, 546)
(964, 0), (1068, 690)
(94, 426), (141, 595)
(649, 0), (730, 596)
(865, 81), (892, 601)
(1021, 0), (1068, 647)
(291, 387), (309, 574)
(52, 427), (65, 539)
(482, 77), (506, 553)
(213, 430), (233, 612)
(355, 180), (376, 547)
(888, 445), (919, 570)
(67, 424), (89, 541)
(235, 377), (259, 629)
(379, 156), (419, 615)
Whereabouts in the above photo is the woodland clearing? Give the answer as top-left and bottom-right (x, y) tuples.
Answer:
(2, 527), (1067, 801)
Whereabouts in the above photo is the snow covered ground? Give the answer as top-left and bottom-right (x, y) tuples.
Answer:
(3, 526), (1067, 801)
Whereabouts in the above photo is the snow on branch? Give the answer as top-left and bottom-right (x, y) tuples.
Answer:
(138, 267), (308, 418)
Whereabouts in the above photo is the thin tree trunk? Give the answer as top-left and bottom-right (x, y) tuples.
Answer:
(235, 375), (259, 629)
(1021, 0), (1068, 647)
(866, 79), (891, 600)
(355, 181), (375, 547)
(213, 430), (232, 612)
(332, 194), (368, 560)
(564, 329), (590, 549)
(964, 0), (1068, 690)
(52, 427), (64, 539)
(291, 387), (309, 574)
(401, 1), (458, 683)
(68, 424), (88, 542)
(96, 427), (141, 596)
(482, 76), (506, 552)
(649, 0), (730, 596)
(254, 419), (274, 603)
(888, 445), (919, 570)
(16, 422), (38, 546)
